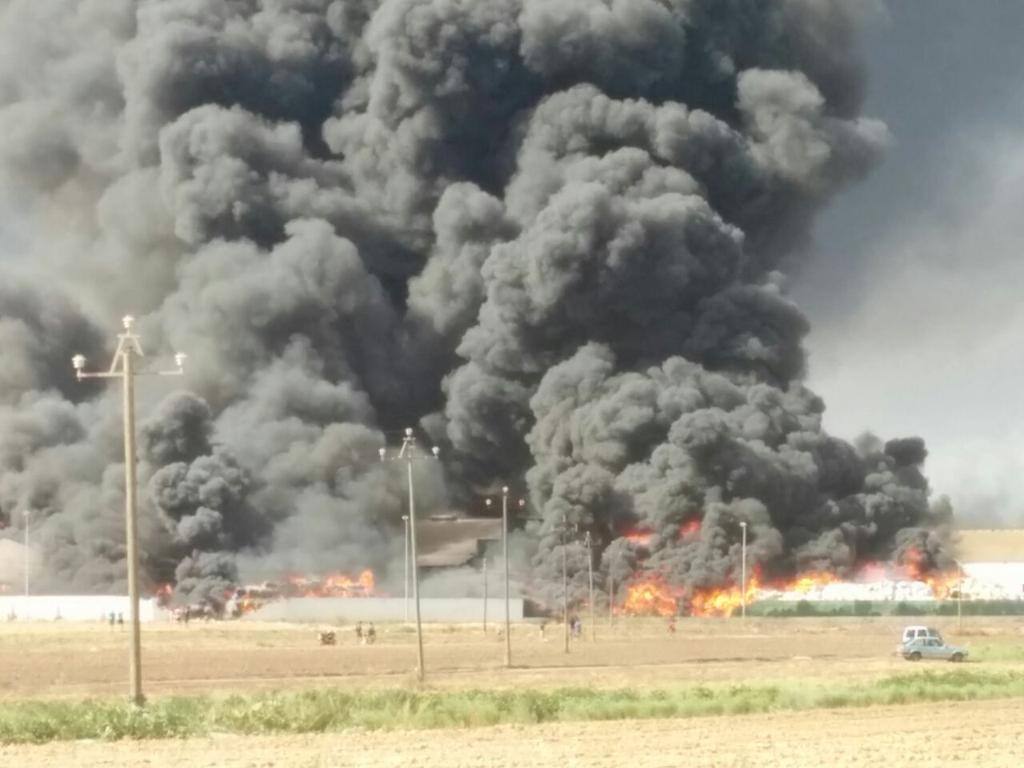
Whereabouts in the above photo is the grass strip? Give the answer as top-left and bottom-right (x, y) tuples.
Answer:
(1, 669), (1022, 744)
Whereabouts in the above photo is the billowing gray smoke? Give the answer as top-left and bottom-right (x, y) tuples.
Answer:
(0, 1), (950, 606)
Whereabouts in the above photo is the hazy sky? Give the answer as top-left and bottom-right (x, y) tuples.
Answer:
(795, 1), (1024, 525)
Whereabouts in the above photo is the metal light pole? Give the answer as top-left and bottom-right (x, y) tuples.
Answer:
(402, 514), (410, 622)
(380, 428), (439, 682)
(957, 560), (963, 631)
(562, 514), (570, 654)
(740, 521), (747, 619)
(73, 316), (185, 706)
(22, 510), (31, 599)
(608, 566), (614, 627)
(584, 531), (595, 642)
(482, 556), (488, 633)
(501, 486), (512, 667)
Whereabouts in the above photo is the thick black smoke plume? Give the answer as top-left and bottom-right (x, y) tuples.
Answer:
(0, 1), (950, 602)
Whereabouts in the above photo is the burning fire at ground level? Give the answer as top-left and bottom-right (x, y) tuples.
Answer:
(619, 561), (963, 618)
(156, 569), (379, 619)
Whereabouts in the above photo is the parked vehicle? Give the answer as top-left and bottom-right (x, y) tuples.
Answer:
(901, 637), (968, 662)
(902, 625), (943, 644)
(895, 625), (943, 655)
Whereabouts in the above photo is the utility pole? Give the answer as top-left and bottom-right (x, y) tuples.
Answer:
(562, 514), (570, 654)
(501, 487), (512, 667)
(402, 514), (410, 622)
(584, 532), (595, 642)
(22, 510), (30, 599)
(608, 566), (614, 627)
(73, 316), (185, 706)
(740, 521), (747, 619)
(482, 556), (488, 634)
(957, 560), (963, 631)
(380, 429), (439, 682)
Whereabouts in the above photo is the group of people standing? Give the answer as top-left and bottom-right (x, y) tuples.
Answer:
(354, 622), (376, 644)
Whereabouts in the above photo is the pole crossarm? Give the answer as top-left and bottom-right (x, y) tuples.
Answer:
(71, 315), (185, 706)
(379, 428), (440, 682)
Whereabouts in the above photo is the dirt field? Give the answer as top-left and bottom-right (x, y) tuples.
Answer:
(1, 617), (1023, 766)
(2, 698), (1022, 767)
(1, 616), (1023, 699)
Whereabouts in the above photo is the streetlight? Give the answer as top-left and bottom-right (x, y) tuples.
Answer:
(501, 487), (512, 667)
(956, 559), (963, 631)
(584, 531), (595, 642)
(379, 428), (439, 682)
(608, 550), (616, 628)
(484, 497), (493, 637)
(558, 514), (577, 654)
(496, 492), (526, 665)
(740, 521), (747, 619)
(73, 315), (185, 706)
(22, 510), (31, 599)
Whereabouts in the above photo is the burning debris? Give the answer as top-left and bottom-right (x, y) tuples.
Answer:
(617, 559), (962, 618)
(0, 2), (951, 607)
(226, 569), (377, 617)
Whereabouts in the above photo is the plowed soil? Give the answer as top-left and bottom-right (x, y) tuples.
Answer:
(3, 616), (1021, 699)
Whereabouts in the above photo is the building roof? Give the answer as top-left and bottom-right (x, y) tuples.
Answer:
(416, 517), (502, 568)
(957, 529), (1024, 563)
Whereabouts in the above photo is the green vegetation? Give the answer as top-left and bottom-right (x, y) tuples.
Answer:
(969, 643), (1024, 663)
(1, 669), (1022, 744)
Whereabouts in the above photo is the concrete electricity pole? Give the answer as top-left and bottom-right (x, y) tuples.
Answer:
(608, 566), (614, 627)
(584, 531), (595, 642)
(501, 487), (512, 667)
(73, 316), (185, 705)
(740, 521), (747, 619)
(402, 514), (410, 622)
(23, 510), (31, 599)
(957, 560), (963, 631)
(560, 514), (576, 654)
(482, 556), (488, 634)
(380, 428), (439, 682)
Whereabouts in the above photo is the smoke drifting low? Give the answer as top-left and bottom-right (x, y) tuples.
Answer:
(0, 1), (950, 603)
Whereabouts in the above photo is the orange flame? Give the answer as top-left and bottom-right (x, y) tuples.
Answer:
(623, 529), (653, 548)
(894, 548), (960, 598)
(286, 568), (376, 597)
(690, 572), (763, 617)
(617, 557), (965, 618)
(226, 569), (378, 615)
(786, 570), (839, 594)
(621, 577), (680, 616)
(678, 519), (700, 538)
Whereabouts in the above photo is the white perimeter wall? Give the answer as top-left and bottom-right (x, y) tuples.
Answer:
(248, 597), (524, 623)
(0, 596), (170, 622)
(962, 563), (1024, 599)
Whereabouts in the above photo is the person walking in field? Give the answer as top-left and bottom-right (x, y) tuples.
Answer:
(355, 622), (364, 644)
(366, 623), (376, 645)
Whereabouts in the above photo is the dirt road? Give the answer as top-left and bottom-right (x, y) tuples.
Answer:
(2, 698), (1021, 767)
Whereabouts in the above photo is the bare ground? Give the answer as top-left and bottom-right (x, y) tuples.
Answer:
(2, 616), (1022, 699)
(2, 698), (1022, 767)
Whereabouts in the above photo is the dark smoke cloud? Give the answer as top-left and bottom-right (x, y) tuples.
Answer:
(0, 0), (946, 604)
